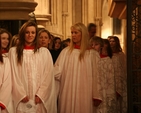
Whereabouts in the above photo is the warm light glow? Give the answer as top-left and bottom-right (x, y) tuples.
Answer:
(101, 28), (112, 39)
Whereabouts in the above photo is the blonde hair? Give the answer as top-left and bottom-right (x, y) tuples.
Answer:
(69, 22), (90, 61)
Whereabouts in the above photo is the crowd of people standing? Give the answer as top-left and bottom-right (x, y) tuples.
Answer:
(0, 21), (127, 113)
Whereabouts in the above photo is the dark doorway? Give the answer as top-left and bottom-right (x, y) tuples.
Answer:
(0, 20), (26, 36)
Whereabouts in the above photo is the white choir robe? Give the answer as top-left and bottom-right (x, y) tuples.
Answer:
(96, 56), (117, 113)
(54, 47), (101, 113)
(112, 52), (127, 113)
(8, 47), (57, 113)
(0, 54), (12, 113)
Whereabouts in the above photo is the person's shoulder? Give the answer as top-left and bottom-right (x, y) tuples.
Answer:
(62, 46), (70, 52)
(89, 49), (100, 58)
(9, 46), (16, 51)
(38, 47), (52, 55)
(39, 47), (49, 52)
(9, 47), (16, 53)
(89, 49), (99, 54)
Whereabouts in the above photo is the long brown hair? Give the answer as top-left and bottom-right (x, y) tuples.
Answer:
(16, 21), (38, 64)
(0, 28), (12, 51)
(109, 36), (122, 53)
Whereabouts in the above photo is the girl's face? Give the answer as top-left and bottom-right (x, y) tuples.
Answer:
(103, 43), (108, 49)
(91, 42), (101, 52)
(109, 38), (116, 48)
(16, 38), (19, 45)
(25, 26), (36, 46)
(1, 33), (9, 49)
(55, 39), (61, 50)
(71, 28), (82, 46)
(39, 32), (50, 48)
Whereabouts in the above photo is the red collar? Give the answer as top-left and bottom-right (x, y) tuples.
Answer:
(24, 45), (35, 49)
(2, 50), (8, 54)
(74, 45), (93, 50)
(100, 54), (108, 58)
(74, 45), (80, 49)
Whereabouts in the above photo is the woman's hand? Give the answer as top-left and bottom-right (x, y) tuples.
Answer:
(21, 96), (29, 103)
(93, 99), (102, 106)
(116, 92), (121, 100)
(35, 95), (42, 104)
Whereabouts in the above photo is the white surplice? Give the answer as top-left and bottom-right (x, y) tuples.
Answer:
(96, 56), (117, 113)
(8, 47), (57, 113)
(54, 47), (101, 113)
(0, 54), (12, 113)
(112, 52), (127, 113)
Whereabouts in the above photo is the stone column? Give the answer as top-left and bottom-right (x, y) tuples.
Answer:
(82, 0), (88, 25)
(62, 0), (69, 39)
(34, 0), (51, 26)
(0, 0), (37, 20)
(51, 0), (57, 25)
(82, 0), (103, 36)
(61, 0), (73, 39)
(0, 0), (37, 35)
(62, 12), (68, 40)
(34, 0), (49, 14)
(94, 0), (103, 36)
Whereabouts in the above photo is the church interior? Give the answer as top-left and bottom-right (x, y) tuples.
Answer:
(1, 0), (141, 112)
(0, 0), (126, 52)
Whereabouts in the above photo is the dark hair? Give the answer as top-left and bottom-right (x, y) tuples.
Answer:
(103, 39), (113, 58)
(52, 37), (62, 50)
(109, 36), (122, 53)
(62, 38), (70, 49)
(87, 23), (96, 31)
(16, 21), (38, 64)
(0, 28), (12, 51)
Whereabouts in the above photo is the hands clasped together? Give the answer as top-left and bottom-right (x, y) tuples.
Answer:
(21, 95), (42, 104)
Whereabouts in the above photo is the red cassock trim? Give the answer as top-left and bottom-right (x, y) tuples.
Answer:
(0, 103), (6, 110)
(93, 98), (102, 102)
(2, 50), (8, 54)
(74, 45), (80, 49)
(74, 45), (93, 50)
(100, 54), (108, 58)
(24, 45), (35, 49)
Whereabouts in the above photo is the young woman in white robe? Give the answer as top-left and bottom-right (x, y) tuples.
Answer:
(109, 36), (127, 113)
(8, 21), (57, 113)
(0, 35), (12, 113)
(54, 22), (101, 113)
(90, 37), (117, 113)
(0, 28), (14, 113)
